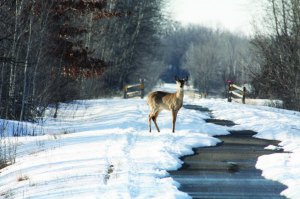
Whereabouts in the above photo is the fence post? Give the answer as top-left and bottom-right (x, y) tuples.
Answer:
(242, 87), (246, 104)
(123, 85), (127, 99)
(140, 79), (145, 99)
(227, 83), (232, 102)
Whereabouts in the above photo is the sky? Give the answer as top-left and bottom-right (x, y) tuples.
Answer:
(167, 0), (264, 36)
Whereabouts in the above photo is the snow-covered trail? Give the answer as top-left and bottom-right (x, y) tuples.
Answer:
(0, 95), (226, 199)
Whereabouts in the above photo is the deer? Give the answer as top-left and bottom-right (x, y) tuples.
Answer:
(147, 76), (188, 133)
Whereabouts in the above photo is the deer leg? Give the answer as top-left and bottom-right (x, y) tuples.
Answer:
(152, 112), (160, 132)
(148, 114), (152, 133)
(172, 109), (178, 133)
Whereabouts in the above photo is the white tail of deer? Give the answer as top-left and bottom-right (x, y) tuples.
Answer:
(147, 76), (188, 133)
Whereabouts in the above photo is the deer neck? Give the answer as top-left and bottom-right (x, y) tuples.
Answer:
(176, 87), (184, 99)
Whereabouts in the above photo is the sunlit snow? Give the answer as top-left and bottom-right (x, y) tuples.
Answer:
(0, 84), (300, 199)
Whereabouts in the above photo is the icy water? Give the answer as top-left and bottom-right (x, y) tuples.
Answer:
(170, 105), (287, 199)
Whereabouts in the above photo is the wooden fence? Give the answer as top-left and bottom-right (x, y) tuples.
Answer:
(227, 82), (246, 104)
(123, 79), (144, 99)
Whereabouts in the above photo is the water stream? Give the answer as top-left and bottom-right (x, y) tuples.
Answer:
(170, 105), (287, 199)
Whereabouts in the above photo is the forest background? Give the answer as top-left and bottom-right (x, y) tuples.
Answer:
(0, 0), (299, 124)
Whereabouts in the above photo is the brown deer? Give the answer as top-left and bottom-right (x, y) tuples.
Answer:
(147, 76), (188, 133)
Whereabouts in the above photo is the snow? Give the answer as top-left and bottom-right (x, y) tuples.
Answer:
(0, 85), (226, 199)
(1, 84), (300, 199)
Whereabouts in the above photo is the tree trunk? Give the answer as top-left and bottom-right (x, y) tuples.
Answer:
(6, 0), (24, 119)
(20, 13), (33, 121)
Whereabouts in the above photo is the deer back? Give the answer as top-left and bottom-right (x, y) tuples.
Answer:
(147, 91), (182, 111)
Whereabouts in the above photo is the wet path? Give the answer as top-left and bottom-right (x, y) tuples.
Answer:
(170, 105), (287, 199)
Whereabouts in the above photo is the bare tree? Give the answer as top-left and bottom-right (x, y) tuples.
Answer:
(182, 27), (252, 95)
(252, 0), (300, 110)
(0, 0), (168, 122)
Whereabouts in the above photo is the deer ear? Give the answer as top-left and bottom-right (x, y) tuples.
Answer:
(174, 76), (179, 81)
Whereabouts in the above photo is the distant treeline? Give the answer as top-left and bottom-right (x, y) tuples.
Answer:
(1, 0), (299, 123)
(161, 25), (254, 96)
(163, 0), (300, 111)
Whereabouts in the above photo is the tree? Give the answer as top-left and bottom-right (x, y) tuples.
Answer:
(251, 0), (300, 110)
(0, 0), (168, 122)
(181, 27), (252, 95)
(84, 0), (167, 96)
(161, 25), (205, 82)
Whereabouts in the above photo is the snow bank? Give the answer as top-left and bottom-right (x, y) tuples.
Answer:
(2, 84), (299, 199)
(0, 90), (228, 199)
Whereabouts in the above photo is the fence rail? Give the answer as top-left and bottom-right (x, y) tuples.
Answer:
(227, 82), (246, 104)
(123, 79), (144, 99)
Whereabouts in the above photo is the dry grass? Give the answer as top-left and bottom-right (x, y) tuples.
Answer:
(17, 175), (29, 182)
(1, 189), (14, 199)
